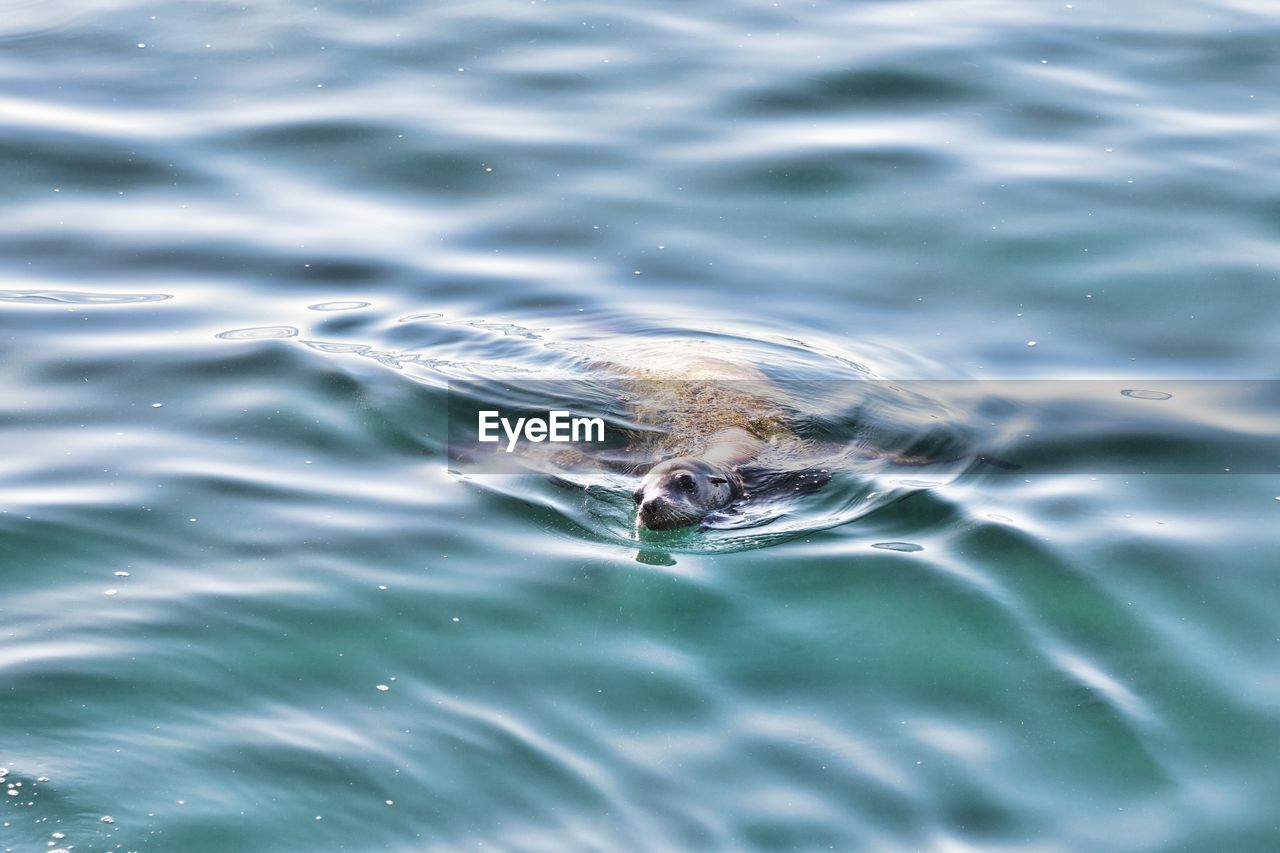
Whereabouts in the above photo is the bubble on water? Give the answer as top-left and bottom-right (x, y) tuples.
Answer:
(104, 589), (118, 596)
(100, 815), (114, 823)
(1120, 389), (1172, 400)
(215, 326), (298, 340)
(376, 684), (390, 692)
(307, 301), (370, 311)
(872, 542), (924, 553)
(1026, 340), (1037, 347)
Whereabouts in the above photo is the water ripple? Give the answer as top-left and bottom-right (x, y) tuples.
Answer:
(307, 301), (371, 311)
(0, 289), (171, 304)
(871, 541), (924, 553)
(215, 326), (298, 340)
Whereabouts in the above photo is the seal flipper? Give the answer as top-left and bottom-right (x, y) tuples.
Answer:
(736, 465), (832, 500)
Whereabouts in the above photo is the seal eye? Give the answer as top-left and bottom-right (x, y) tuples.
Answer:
(680, 477), (696, 493)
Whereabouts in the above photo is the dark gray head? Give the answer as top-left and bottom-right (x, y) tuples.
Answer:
(634, 457), (742, 530)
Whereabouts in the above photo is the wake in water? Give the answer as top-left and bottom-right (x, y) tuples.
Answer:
(216, 308), (994, 555)
(215, 305), (1279, 558)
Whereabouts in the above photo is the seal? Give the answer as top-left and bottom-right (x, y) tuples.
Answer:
(453, 339), (1015, 537)
(557, 346), (842, 531)
(455, 341), (836, 530)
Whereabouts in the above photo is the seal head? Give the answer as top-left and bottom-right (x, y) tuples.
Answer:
(634, 457), (742, 530)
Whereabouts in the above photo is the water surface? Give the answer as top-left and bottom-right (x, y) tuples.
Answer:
(2, 1), (1279, 850)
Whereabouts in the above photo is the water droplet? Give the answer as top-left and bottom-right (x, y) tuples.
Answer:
(1120, 389), (1171, 400)
(151, 402), (163, 408)
(872, 542), (924, 553)
(376, 684), (390, 692)
(215, 326), (297, 340)
(1026, 340), (1037, 347)
(104, 589), (118, 596)
(100, 816), (114, 823)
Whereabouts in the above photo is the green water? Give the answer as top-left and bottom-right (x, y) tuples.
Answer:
(2, 1), (1278, 850)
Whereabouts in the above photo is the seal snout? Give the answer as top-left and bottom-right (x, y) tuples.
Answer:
(637, 494), (682, 530)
